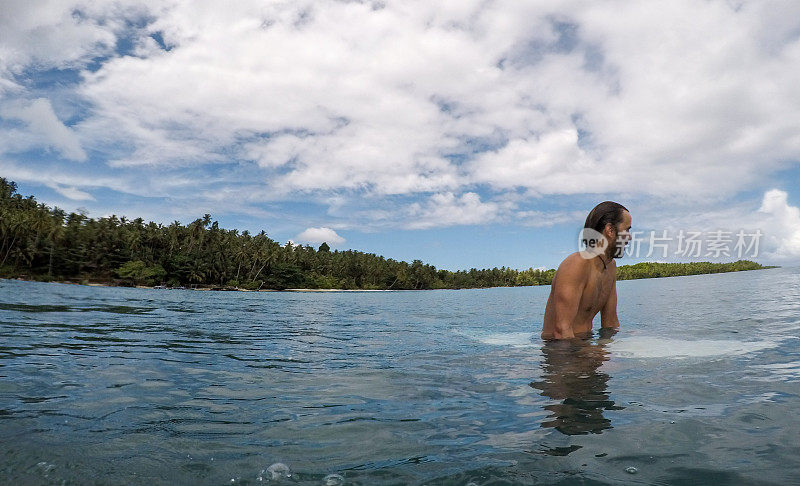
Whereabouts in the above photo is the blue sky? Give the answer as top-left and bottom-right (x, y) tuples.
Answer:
(2, 0), (800, 270)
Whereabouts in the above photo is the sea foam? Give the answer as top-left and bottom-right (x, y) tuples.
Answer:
(608, 336), (778, 359)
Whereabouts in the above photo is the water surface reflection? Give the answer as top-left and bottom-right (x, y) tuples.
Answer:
(530, 330), (623, 437)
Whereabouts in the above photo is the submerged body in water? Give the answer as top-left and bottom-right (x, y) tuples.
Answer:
(531, 329), (623, 437)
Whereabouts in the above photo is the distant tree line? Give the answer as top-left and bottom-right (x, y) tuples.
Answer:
(616, 260), (772, 280)
(0, 178), (773, 290)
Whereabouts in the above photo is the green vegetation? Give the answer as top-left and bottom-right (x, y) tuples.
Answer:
(115, 260), (167, 286)
(616, 260), (772, 280)
(0, 178), (775, 290)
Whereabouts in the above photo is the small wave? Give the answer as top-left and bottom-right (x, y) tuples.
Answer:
(751, 361), (800, 382)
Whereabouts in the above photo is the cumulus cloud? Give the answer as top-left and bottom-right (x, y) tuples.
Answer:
(0, 0), (154, 79)
(757, 189), (800, 261)
(70, 0), (800, 197)
(468, 129), (617, 194)
(1, 98), (86, 161)
(0, 1), (112, 75)
(2, 0), (800, 234)
(296, 227), (345, 245)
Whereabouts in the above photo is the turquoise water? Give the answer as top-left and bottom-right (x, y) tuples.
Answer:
(1, 267), (799, 485)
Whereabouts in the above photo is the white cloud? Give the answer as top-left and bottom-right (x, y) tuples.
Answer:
(1, 98), (86, 161)
(468, 129), (617, 194)
(516, 209), (585, 228)
(0, 77), (22, 97)
(50, 184), (94, 201)
(616, 188), (800, 263)
(0, 2), (110, 74)
(0, 1), (153, 78)
(2, 0), (800, 232)
(405, 192), (514, 230)
(0, 161), (128, 194)
(296, 227), (345, 245)
(74, 1), (799, 198)
(757, 189), (800, 261)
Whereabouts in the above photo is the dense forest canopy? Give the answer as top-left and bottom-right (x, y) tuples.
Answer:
(0, 178), (772, 290)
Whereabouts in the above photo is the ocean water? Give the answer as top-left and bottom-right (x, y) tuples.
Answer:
(1, 267), (799, 485)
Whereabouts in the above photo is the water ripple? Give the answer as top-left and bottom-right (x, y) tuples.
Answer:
(1, 268), (800, 484)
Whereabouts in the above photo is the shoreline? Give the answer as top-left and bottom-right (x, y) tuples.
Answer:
(1, 265), (780, 292)
(1, 278), (421, 292)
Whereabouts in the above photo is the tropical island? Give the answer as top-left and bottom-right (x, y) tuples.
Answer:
(0, 178), (775, 291)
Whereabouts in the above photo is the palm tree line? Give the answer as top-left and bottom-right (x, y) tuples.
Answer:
(0, 178), (770, 290)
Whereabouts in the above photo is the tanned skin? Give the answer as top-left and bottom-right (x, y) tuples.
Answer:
(541, 210), (632, 340)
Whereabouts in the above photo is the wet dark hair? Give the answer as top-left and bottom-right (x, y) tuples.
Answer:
(582, 201), (628, 245)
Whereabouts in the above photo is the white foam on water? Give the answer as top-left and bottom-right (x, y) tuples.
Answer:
(609, 336), (778, 359)
(454, 329), (542, 348)
(453, 328), (780, 358)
